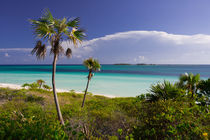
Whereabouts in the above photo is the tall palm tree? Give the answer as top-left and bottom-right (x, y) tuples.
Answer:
(30, 9), (85, 125)
(37, 79), (45, 89)
(81, 58), (101, 107)
(178, 73), (200, 98)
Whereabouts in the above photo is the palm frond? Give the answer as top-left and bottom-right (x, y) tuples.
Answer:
(73, 28), (86, 41)
(83, 58), (101, 71)
(29, 9), (55, 39)
(66, 48), (72, 58)
(65, 28), (86, 46)
(150, 80), (180, 101)
(67, 17), (80, 28)
(31, 40), (47, 60)
(40, 9), (54, 25)
(54, 18), (68, 35)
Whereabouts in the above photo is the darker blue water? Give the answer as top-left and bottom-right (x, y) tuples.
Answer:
(0, 65), (210, 77)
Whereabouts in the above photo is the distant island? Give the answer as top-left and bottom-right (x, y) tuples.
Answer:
(113, 63), (156, 65)
(136, 63), (156, 65)
(113, 63), (132, 65)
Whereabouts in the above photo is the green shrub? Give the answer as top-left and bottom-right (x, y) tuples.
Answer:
(22, 82), (39, 90)
(148, 80), (185, 102)
(25, 94), (45, 104)
(133, 99), (209, 139)
(0, 87), (209, 139)
(43, 84), (52, 91)
(0, 111), (67, 139)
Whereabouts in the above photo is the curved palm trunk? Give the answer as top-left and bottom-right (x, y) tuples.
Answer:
(81, 71), (91, 108)
(52, 54), (64, 125)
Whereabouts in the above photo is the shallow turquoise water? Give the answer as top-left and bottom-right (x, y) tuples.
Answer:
(0, 65), (209, 97)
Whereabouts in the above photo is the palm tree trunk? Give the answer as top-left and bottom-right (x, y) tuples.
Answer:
(81, 71), (91, 108)
(52, 54), (64, 125)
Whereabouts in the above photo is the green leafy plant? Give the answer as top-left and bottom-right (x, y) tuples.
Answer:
(177, 73), (200, 98)
(43, 84), (52, 91)
(148, 80), (183, 102)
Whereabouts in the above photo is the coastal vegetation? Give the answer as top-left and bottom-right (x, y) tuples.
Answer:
(36, 79), (45, 89)
(0, 8), (208, 140)
(0, 73), (209, 139)
(30, 9), (85, 125)
(177, 73), (200, 98)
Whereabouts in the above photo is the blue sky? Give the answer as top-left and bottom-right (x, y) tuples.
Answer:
(1, 0), (210, 64)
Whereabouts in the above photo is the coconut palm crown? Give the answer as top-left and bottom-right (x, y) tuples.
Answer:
(30, 9), (85, 59)
(30, 9), (85, 125)
(83, 58), (101, 79)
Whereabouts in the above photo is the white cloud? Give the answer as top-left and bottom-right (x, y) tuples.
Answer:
(134, 56), (145, 63)
(0, 48), (32, 52)
(1, 30), (210, 64)
(60, 30), (210, 64)
(139, 56), (145, 60)
(4, 53), (10, 57)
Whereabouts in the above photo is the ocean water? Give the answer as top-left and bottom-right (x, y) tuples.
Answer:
(0, 65), (210, 97)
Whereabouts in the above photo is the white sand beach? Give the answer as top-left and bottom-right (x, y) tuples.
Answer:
(0, 83), (116, 98)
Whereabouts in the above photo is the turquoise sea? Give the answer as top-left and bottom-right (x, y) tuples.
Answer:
(0, 65), (210, 97)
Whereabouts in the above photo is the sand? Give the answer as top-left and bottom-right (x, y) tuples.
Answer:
(0, 83), (116, 98)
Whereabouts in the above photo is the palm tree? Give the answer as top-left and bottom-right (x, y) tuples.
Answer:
(178, 73), (200, 98)
(30, 9), (85, 125)
(197, 78), (210, 98)
(37, 79), (45, 89)
(81, 58), (101, 107)
(149, 80), (181, 101)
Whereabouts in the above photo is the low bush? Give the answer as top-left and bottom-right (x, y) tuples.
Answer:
(0, 87), (209, 139)
(133, 99), (209, 139)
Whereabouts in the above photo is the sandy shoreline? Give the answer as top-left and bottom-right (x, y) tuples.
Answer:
(0, 83), (116, 98)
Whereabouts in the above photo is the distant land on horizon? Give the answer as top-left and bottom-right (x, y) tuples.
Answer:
(114, 63), (156, 65)
(1, 63), (210, 66)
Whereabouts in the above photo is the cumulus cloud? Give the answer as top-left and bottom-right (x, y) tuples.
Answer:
(60, 30), (210, 64)
(4, 53), (10, 57)
(1, 30), (210, 64)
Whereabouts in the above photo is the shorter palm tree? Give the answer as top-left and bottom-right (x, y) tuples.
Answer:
(178, 73), (200, 98)
(37, 79), (45, 89)
(149, 80), (181, 101)
(81, 58), (101, 107)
